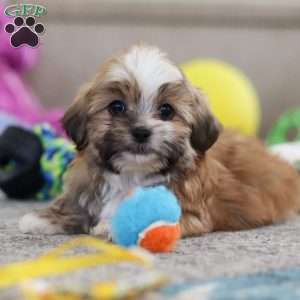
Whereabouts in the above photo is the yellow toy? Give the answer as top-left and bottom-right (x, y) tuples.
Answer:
(0, 237), (167, 300)
(181, 59), (261, 135)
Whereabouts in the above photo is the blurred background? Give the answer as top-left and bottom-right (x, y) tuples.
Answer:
(2, 0), (300, 137)
(21, 0), (300, 137)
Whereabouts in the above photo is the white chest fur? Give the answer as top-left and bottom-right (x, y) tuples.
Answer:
(99, 172), (139, 221)
(100, 171), (168, 221)
(89, 171), (168, 238)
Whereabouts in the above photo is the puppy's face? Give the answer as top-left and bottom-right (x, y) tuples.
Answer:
(63, 45), (220, 175)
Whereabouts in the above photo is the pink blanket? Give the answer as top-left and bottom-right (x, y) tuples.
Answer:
(0, 7), (64, 134)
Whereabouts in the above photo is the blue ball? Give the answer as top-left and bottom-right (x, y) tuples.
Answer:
(111, 185), (181, 247)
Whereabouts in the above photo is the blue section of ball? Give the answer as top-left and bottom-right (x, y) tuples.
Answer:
(111, 185), (181, 247)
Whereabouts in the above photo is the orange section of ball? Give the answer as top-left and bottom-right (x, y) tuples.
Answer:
(139, 224), (181, 253)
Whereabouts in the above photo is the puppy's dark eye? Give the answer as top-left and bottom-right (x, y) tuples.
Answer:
(109, 100), (127, 115)
(159, 103), (174, 121)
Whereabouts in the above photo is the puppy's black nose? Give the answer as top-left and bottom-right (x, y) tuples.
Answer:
(131, 127), (152, 143)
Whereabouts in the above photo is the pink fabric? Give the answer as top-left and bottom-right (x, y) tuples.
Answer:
(0, 6), (64, 134)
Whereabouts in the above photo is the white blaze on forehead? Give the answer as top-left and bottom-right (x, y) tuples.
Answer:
(107, 46), (183, 111)
(123, 46), (183, 98)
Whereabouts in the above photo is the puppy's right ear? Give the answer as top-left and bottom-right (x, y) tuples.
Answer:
(62, 87), (89, 151)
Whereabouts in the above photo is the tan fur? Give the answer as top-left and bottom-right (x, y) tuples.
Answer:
(172, 130), (300, 237)
(19, 44), (300, 239)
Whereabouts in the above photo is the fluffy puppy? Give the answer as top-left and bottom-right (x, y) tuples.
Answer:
(19, 44), (300, 238)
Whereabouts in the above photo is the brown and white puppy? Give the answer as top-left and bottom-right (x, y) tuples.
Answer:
(19, 44), (300, 238)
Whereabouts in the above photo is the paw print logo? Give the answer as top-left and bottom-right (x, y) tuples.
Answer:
(5, 16), (45, 48)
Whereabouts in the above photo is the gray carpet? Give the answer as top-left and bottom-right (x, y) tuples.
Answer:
(2, 197), (300, 298)
(2, 197), (300, 277)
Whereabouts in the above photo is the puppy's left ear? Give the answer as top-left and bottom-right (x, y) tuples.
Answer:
(190, 88), (221, 153)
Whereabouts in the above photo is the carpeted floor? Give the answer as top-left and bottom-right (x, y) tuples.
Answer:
(2, 197), (300, 299)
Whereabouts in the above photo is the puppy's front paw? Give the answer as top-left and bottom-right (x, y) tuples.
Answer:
(90, 221), (112, 241)
(19, 212), (64, 235)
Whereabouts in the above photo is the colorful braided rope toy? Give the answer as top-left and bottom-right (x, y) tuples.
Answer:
(33, 124), (75, 200)
(0, 123), (75, 200)
(111, 186), (182, 253)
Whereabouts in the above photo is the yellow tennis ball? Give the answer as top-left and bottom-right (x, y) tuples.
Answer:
(181, 59), (261, 135)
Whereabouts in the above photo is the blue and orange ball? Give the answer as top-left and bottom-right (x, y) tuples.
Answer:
(111, 186), (182, 253)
